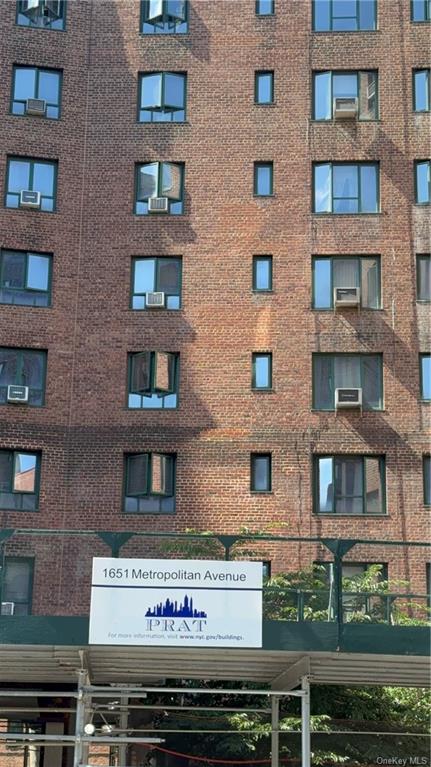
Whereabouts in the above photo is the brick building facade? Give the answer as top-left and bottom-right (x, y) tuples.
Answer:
(0, 0), (430, 618)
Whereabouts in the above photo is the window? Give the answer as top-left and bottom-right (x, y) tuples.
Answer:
(313, 70), (377, 120)
(312, 255), (380, 309)
(413, 70), (430, 112)
(0, 451), (40, 511)
(256, 0), (274, 15)
(135, 162), (184, 214)
(252, 353), (272, 390)
(253, 255), (272, 292)
(0, 249), (51, 307)
(251, 453), (271, 492)
(138, 72), (186, 122)
(411, 0), (431, 21)
(313, 162), (379, 213)
(314, 455), (385, 515)
(254, 162), (273, 196)
(423, 456), (431, 505)
(312, 0), (376, 31)
(417, 254), (431, 301)
(415, 161), (430, 204)
(124, 453), (175, 513)
(12, 66), (61, 119)
(255, 71), (274, 104)
(5, 157), (57, 212)
(16, 0), (65, 29)
(0, 348), (46, 406)
(313, 354), (382, 410)
(141, 0), (188, 34)
(131, 257), (181, 309)
(1, 558), (34, 615)
(420, 354), (431, 400)
(128, 352), (178, 409)
(262, 561), (271, 578)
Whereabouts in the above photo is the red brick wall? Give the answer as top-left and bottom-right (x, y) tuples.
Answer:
(0, 0), (429, 607)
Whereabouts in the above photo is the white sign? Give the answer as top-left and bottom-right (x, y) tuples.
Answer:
(89, 558), (262, 648)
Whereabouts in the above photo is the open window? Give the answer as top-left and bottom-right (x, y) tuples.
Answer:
(124, 452), (175, 513)
(16, 0), (65, 29)
(135, 162), (184, 214)
(128, 351), (178, 408)
(139, 72), (186, 122)
(141, 0), (188, 34)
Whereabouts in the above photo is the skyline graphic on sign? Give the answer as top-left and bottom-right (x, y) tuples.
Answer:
(145, 594), (207, 618)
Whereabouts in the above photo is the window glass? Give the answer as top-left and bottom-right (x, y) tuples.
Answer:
(360, 164), (378, 212)
(14, 68), (36, 101)
(165, 73), (185, 109)
(128, 352), (178, 409)
(314, 71), (331, 119)
(256, 0), (274, 14)
(365, 457), (382, 513)
(318, 457), (333, 512)
(421, 355), (431, 400)
(6, 157), (56, 211)
(417, 255), (431, 300)
(0, 450), (39, 511)
(141, 74), (162, 109)
(125, 453), (175, 513)
(424, 456), (431, 505)
(33, 162), (54, 196)
(141, 0), (188, 34)
(334, 456), (363, 514)
(136, 162), (184, 214)
(333, 165), (358, 213)
(361, 257), (379, 308)
(256, 72), (273, 104)
(313, 354), (382, 410)
(253, 256), (272, 291)
(8, 160), (30, 193)
(313, 256), (380, 309)
(415, 161), (430, 204)
(138, 163), (158, 199)
(333, 72), (357, 98)
(412, 0), (431, 21)
(414, 70), (430, 112)
(314, 164), (331, 212)
(333, 258), (359, 288)
(313, 258), (331, 308)
(252, 353), (272, 389)
(312, 0), (376, 30)
(3, 559), (33, 615)
(0, 250), (51, 307)
(139, 73), (185, 122)
(161, 162), (182, 199)
(254, 163), (273, 195)
(14, 453), (37, 492)
(16, 0), (65, 30)
(251, 454), (271, 491)
(132, 257), (181, 309)
(332, 0), (357, 30)
(0, 348), (46, 406)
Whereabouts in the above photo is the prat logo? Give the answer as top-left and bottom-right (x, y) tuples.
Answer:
(145, 594), (207, 633)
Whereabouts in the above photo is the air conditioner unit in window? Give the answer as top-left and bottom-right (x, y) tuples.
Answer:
(148, 197), (169, 213)
(19, 190), (41, 209)
(1, 602), (15, 616)
(7, 385), (29, 403)
(333, 97), (358, 119)
(334, 287), (361, 308)
(146, 291), (165, 308)
(335, 388), (362, 410)
(25, 98), (46, 116)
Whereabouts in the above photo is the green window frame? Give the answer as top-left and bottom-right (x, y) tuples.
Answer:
(0, 450), (41, 511)
(411, 0), (431, 21)
(312, 353), (383, 410)
(141, 0), (188, 34)
(252, 353), (272, 390)
(131, 257), (182, 310)
(0, 249), (52, 307)
(255, 71), (274, 104)
(423, 456), (431, 505)
(417, 254), (431, 301)
(256, 0), (275, 15)
(420, 354), (431, 400)
(124, 452), (176, 514)
(312, 0), (377, 31)
(414, 160), (431, 204)
(5, 156), (58, 212)
(312, 255), (381, 309)
(135, 162), (184, 215)
(253, 255), (273, 292)
(254, 162), (273, 196)
(313, 455), (386, 515)
(250, 453), (272, 492)
(11, 66), (62, 119)
(313, 162), (379, 214)
(16, 0), (66, 29)
(128, 351), (178, 409)
(413, 69), (430, 112)
(1, 557), (34, 615)
(312, 70), (378, 120)
(138, 72), (186, 122)
(0, 347), (47, 406)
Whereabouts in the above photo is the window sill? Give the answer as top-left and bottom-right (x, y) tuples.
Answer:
(420, 399), (431, 403)
(311, 306), (383, 311)
(125, 406), (179, 411)
(314, 513), (388, 517)
(254, 194), (275, 198)
(311, 118), (381, 123)
(311, 29), (380, 34)
(413, 110), (431, 114)
(10, 113), (60, 121)
(250, 490), (273, 495)
(122, 510), (176, 515)
(252, 290), (273, 294)
(139, 32), (189, 37)
(137, 120), (190, 125)
(252, 388), (275, 394)
(311, 408), (385, 413)
(255, 103), (277, 107)
(417, 299), (431, 304)
(15, 24), (66, 31)
(5, 207), (57, 214)
(414, 202), (431, 207)
(313, 212), (382, 217)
